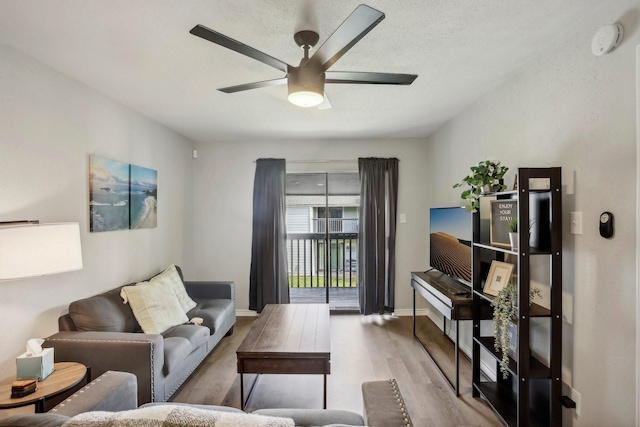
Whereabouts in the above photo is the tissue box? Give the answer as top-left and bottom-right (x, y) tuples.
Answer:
(16, 348), (54, 381)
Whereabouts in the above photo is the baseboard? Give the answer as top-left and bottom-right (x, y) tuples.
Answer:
(480, 359), (497, 382)
(394, 308), (429, 317)
(236, 309), (258, 317)
(240, 308), (424, 317)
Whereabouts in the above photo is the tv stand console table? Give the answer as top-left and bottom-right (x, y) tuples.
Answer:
(411, 270), (473, 396)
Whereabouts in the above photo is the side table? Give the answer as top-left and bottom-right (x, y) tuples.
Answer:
(0, 362), (88, 413)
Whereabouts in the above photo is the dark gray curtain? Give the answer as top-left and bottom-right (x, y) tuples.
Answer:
(249, 158), (289, 312)
(357, 158), (398, 315)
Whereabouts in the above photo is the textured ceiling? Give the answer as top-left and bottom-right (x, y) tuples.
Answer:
(0, 1), (622, 143)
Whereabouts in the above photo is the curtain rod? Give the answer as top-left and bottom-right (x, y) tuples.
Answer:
(253, 159), (357, 164)
(253, 159), (398, 164)
(287, 159), (357, 164)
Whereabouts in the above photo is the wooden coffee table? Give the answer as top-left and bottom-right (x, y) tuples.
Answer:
(237, 303), (330, 409)
(0, 362), (88, 413)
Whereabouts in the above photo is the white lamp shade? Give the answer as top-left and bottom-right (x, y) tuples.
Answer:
(0, 223), (83, 280)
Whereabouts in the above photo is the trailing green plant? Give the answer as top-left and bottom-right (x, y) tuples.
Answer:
(506, 217), (518, 233)
(491, 282), (541, 379)
(453, 160), (509, 212)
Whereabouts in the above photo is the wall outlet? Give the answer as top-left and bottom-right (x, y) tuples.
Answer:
(399, 213), (406, 223)
(571, 387), (581, 416)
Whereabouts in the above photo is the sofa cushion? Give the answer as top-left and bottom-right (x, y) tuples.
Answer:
(62, 405), (294, 427)
(121, 280), (188, 334)
(162, 325), (208, 375)
(69, 288), (138, 332)
(163, 324), (210, 352)
(187, 299), (234, 335)
(162, 337), (193, 375)
(151, 264), (197, 313)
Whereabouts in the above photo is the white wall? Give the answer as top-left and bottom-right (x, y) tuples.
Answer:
(192, 138), (431, 314)
(424, 3), (638, 426)
(636, 43), (640, 427)
(0, 45), (195, 379)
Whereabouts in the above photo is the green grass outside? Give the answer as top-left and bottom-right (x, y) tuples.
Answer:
(288, 275), (358, 288)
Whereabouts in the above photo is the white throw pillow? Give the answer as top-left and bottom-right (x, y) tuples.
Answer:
(151, 264), (197, 312)
(120, 281), (188, 334)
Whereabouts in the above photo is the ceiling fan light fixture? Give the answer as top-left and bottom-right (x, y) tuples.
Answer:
(287, 66), (325, 108)
(288, 89), (324, 108)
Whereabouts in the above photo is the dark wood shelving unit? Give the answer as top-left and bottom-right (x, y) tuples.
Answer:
(471, 167), (562, 427)
(474, 337), (551, 379)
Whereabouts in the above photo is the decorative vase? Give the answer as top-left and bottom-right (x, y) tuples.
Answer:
(509, 232), (518, 250)
(481, 184), (492, 194)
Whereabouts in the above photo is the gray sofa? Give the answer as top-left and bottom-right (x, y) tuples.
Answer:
(0, 371), (413, 427)
(43, 266), (236, 405)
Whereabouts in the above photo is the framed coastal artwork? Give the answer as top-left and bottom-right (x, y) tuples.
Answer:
(130, 164), (157, 229)
(89, 155), (130, 232)
(89, 155), (157, 232)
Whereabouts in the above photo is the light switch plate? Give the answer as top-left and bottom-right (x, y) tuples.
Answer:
(399, 213), (406, 223)
(570, 212), (582, 235)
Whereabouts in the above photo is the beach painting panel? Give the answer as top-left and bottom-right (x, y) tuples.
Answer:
(89, 155), (131, 232)
(130, 164), (157, 229)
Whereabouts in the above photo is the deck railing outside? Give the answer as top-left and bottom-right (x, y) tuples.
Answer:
(286, 232), (358, 289)
(312, 218), (359, 233)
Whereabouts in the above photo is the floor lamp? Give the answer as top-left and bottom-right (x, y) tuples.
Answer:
(0, 222), (83, 280)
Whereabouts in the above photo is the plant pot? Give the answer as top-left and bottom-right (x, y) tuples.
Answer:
(481, 184), (492, 194)
(509, 232), (518, 250)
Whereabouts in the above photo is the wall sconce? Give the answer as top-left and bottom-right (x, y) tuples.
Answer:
(0, 222), (83, 281)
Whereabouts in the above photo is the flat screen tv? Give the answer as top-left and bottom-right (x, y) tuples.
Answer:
(430, 207), (472, 285)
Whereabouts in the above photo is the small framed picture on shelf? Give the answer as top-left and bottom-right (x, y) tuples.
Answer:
(483, 260), (515, 296)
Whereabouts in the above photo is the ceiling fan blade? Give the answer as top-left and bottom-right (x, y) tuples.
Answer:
(219, 78), (287, 93)
(190, 24), (290, 73)
(307, 5), (384, 72)
(326, 71), (417, 85)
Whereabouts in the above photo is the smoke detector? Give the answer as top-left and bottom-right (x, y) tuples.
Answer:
(591, 24), (623, 56)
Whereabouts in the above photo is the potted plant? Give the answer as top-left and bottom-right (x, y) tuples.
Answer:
(507, 217), (518, 250)
(492, 282), (541, 378)
(453, 160), (509, 212)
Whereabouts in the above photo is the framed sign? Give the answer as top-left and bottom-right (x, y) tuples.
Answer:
(483, 260), (515, 296)
(490, 200), (517, 248)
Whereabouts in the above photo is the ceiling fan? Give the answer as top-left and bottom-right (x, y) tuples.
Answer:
(190, 4), (417, 108)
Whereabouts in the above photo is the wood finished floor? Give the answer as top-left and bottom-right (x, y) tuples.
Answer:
(172, 314), (503, 427)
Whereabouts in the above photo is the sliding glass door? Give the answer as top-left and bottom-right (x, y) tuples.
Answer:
(285, 172), (360, 311)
